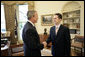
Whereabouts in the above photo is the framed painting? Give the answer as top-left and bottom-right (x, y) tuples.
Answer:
(41, 14), (53, 26)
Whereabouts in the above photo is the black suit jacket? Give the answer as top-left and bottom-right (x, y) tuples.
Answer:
(22, 22), (44, 56)
(46, 25), (71, 56)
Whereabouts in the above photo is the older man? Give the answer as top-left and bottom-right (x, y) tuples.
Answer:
(22, 10), (44, 56)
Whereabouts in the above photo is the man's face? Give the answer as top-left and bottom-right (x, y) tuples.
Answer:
(53, 15), (61, 25)
(33, 12), (38, 23)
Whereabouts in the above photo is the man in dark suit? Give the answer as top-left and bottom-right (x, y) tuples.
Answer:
(22, 11), (44, 56)
(43, 13), (71, 56)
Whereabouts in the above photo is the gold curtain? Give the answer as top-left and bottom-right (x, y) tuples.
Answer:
(1, 1), (35, 10)
(28, 1), (35, 10)
(4, 5), (15, 31)
(4, 4), (17, 44)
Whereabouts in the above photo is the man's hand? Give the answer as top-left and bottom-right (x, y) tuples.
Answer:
(42, 41), (47, 48)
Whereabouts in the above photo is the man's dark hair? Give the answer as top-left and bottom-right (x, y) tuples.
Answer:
(55, 13), (62, 19)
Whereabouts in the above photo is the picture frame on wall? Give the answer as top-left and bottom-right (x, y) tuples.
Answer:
(41, 14), (54, 26)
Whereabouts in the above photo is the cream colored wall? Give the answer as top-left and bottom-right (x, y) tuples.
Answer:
(34, 1), (68, 34)
(34, 1), (84, 36)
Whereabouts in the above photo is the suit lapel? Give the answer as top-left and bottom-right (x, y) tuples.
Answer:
(52, 26), (56, 39)
(28, 22), (36, 30)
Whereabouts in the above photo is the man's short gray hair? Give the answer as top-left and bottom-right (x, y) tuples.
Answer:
(27, 10), (36, 20)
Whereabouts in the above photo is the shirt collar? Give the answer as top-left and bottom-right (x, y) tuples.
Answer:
(55, 24), (61, 29)
(28, 20), (35, 27)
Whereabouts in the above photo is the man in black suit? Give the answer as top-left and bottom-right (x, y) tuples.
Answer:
(43, 13), (71, 56)
(22, 11), (44, 56)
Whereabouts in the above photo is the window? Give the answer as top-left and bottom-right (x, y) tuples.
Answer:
(19, 5), (28, 22)
(17, 4), (28, 43)
(1, 4), (6, 33)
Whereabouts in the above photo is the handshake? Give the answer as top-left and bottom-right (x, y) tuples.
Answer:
(42, 41), (47, 48)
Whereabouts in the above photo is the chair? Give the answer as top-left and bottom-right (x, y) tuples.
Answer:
(71, 35), (84, 56)
(39, 34), (49, 43)
(10, 44), (24, 56)
(39, 34), (52, 48)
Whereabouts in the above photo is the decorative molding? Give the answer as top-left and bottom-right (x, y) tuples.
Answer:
(62, 1), (81, 13)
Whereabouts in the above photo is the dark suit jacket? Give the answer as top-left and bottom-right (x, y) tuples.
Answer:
(46, 25), (71, 56)
(22, 22), (44, 56)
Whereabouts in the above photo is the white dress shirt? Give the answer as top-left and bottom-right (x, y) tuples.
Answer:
(55, 24), (61, 35)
